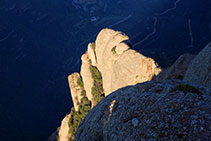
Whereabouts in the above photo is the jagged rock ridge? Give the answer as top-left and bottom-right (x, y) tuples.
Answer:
(68, 28), (161, 110)
(57, 28), (161, 140)
(57, 28), (211, 140)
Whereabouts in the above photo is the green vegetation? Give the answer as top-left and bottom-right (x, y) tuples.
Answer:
(57, 126), (60, 132)
(170, 84), (202, 95)
(81, 90), (86, 97)
(68, 65), (105, 139)
(89, 66), (105, 104)
(111, 46), (117, 54)
(90, 42), (95, 49)
(88, 59), (92, 64)
(68, 90), (91, 138)
(77, 77), (84, 88)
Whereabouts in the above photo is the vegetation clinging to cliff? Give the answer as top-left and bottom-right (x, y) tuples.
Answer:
(67, 59), (105, 139)
(68, 79), (91, 139)
(77, 77), (84, 88)
(90, 42), (95, 49)
(111, 46), (117, 54)
(89, 66), (105, 104)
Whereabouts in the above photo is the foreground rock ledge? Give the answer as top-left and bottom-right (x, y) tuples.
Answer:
(75, 80), (211, 140)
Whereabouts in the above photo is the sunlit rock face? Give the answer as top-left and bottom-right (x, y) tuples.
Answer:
(68, 28), (161, 109)
(58, 114), (71, 141)
(68, 73), (83, 111)
(80, 52), (94, 105)
(184, 42), (211, 88)
(95, 28), (161, 95)
(75, 80), (211, 140)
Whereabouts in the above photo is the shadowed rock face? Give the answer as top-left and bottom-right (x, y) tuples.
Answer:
(157, 53), (195, 80)
(184, 42), (211, 88)
(75, 80), (211, 140)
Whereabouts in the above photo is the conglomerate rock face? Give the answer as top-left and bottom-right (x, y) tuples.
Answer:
(94, 28), (161, 95)
(184, 42), (211, 88)
(75, 80), (211, 140)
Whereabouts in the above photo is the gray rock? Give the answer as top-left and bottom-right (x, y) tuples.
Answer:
(132, 118), (139, 127)
(75, 80), (211, 140)
(184, 42), (211, 87)
(157, 53), (195, 80)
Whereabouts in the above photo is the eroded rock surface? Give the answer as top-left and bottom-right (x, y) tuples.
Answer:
(184, 42), (211, 87)
(95, 28), (161, 95)
(75, 80), (211, 140)
(67, 73), (83, 111)
(80, 53), (94, 106)
(58, 114), (71, 141)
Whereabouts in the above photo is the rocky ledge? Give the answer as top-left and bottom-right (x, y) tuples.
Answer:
(75, 80), (211, 140)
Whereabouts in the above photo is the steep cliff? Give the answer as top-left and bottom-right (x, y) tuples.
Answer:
(58, 114), (71, 141)
(94, 28), (161, 95)
(57, 28), (161, 140)
(58, 28), (211, 140)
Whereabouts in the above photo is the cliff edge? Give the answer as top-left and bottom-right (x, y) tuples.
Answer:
(75, 80), (211, 140)
(57, 29), (211, 140)
(57, 28), (161, 140)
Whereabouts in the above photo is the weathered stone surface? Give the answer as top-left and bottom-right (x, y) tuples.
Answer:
(80, 53), (94, 106)
(58, 114), (71, 141)
(157, 53), (195, 80)
(94, 28), (161, 95)
(184, 42), (211, 87)
(115, 42), (129, 55)
(75, 80), (211, 140)
(68, 73), (83, 111)
(87, 43), (97, 66)
(111, 49), (160, 94)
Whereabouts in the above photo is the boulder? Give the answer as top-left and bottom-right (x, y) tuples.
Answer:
(75, 80), (211, 140)
(184, 42), (211, 87)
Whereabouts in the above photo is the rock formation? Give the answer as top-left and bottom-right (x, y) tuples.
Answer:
(80, 53), (94, 105)
(57, 28), (161, 140)
(69, 28), (161, 109)
(67, 73), (83, 111)
(94, 28), (161, 95)
(157, 53), (195, 80)
(57, 28), (211, 140)
(58, 114), (71, 141)
(75, 80), (211, 140)
(184, 42), (211, 87)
